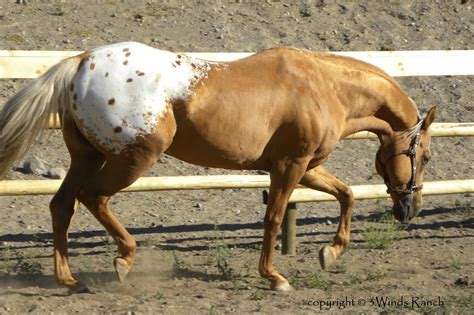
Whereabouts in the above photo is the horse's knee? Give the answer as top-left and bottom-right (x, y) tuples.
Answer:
(263, 217), (282, 231)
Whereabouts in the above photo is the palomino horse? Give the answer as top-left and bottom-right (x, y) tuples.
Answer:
(0, 42), (436, 292)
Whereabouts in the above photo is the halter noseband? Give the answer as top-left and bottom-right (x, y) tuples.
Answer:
(377, 131), (423, 195)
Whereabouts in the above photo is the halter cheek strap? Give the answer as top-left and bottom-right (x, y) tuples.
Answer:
(377, 131), (423, 195)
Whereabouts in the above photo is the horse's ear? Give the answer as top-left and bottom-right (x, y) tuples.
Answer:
(421, 106), (436, 130)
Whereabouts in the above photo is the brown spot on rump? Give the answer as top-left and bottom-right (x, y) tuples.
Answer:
(108, 98), (115, 105)
(172, 63), (176, 68)
(123, 60), (129, 66)
(191, 63), (196, 70)
(177, 54), (182, 59)
(105, 72), (109, 77)
(176, 60), (181, 66)
(113, 126), (123, 133)
(123, 48), (129, 52)
(125, 52), (131, 57)
(90, 63), (96, 70)
(73, 94), (78, 101)
(127, 78), (133, 83)
(135, 70), (145, 76)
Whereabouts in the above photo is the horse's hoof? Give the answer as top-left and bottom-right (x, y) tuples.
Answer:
(319, 246), (336, 270)
(68, 282), (91, 295)
(114, 257), (130, 283)
(271, 280), (293, 292)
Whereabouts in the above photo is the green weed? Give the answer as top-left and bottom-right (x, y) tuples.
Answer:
(366, 270), (386, 281)
(362, 210), (403, 249)
(208, 243), (234, 280)
(290, 271), (331, 291)
(5, 34), (25, 43)
(207, 227), (236, 280)
(9, 257), (43, 276)
(454, 199), (473, 215)
(448, 255), (462, 271)
(71, 30), (95, 38)
(151, 291), (165, 300)
(250, 288), (265, 301)
(331, 262), (347, 274)
(445, 290), (474, 313)
(49, 5), (65, 16)
(350, 274), (363, 285)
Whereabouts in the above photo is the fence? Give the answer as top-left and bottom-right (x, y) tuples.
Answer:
(1, 49), (473, 255)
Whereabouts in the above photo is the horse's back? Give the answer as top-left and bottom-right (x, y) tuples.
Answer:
(166, 47), (331, 169)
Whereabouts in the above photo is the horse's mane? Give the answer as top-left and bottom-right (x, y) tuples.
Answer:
(398, 118), (423, 140)
(304, 49), (424, 140)
(395, 97), (423, 141)
(306, 50), (399, 87)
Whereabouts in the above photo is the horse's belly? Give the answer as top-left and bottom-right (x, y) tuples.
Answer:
(165, 120), (271, 170)
(69, 42), (211, 154)
(166, 142), (266, 170)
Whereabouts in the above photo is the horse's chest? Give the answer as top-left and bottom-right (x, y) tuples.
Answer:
(69, 42), (211, 154)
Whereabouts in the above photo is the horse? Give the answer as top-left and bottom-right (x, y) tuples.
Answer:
(0, 42), (436, 292)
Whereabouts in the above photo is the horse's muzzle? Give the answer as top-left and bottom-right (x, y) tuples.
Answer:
(393, 194), (421, 224)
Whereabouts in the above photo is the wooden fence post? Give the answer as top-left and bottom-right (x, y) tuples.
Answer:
(281, 202), (297, 256)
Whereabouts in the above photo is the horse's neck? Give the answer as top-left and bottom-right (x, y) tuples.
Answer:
(338, 77), (419, 140)
(375, 89), (419, 131)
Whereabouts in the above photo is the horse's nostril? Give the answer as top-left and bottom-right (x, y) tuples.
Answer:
(393, 194), (416, 223)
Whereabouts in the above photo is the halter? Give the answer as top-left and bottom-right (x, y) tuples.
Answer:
(376, 131), (423, 195)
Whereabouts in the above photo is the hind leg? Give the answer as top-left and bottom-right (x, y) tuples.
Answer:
(76, 120), (175, 283)
(50, 117), (105, 289)
(76, 153), (159, 282)
(300, 166), (355, 269)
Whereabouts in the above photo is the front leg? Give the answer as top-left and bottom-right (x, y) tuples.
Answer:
(259, 157), (310, 291)
(300, 166), (355, 269)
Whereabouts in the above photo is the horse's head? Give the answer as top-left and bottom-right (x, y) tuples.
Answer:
(376, 107), (436, 223)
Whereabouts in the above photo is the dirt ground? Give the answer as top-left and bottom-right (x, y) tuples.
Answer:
(0, 1), (473, 314)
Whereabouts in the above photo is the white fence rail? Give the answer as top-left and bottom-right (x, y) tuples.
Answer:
(1, 50), (474, 78)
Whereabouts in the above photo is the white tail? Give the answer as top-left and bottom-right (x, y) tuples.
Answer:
(0, 57), (80, 177)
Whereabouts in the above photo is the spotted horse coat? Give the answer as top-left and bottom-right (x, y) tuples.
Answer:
(70, 42), (214, 154)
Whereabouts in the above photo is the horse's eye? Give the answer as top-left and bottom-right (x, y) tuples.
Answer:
(422, 155), (430, 165)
